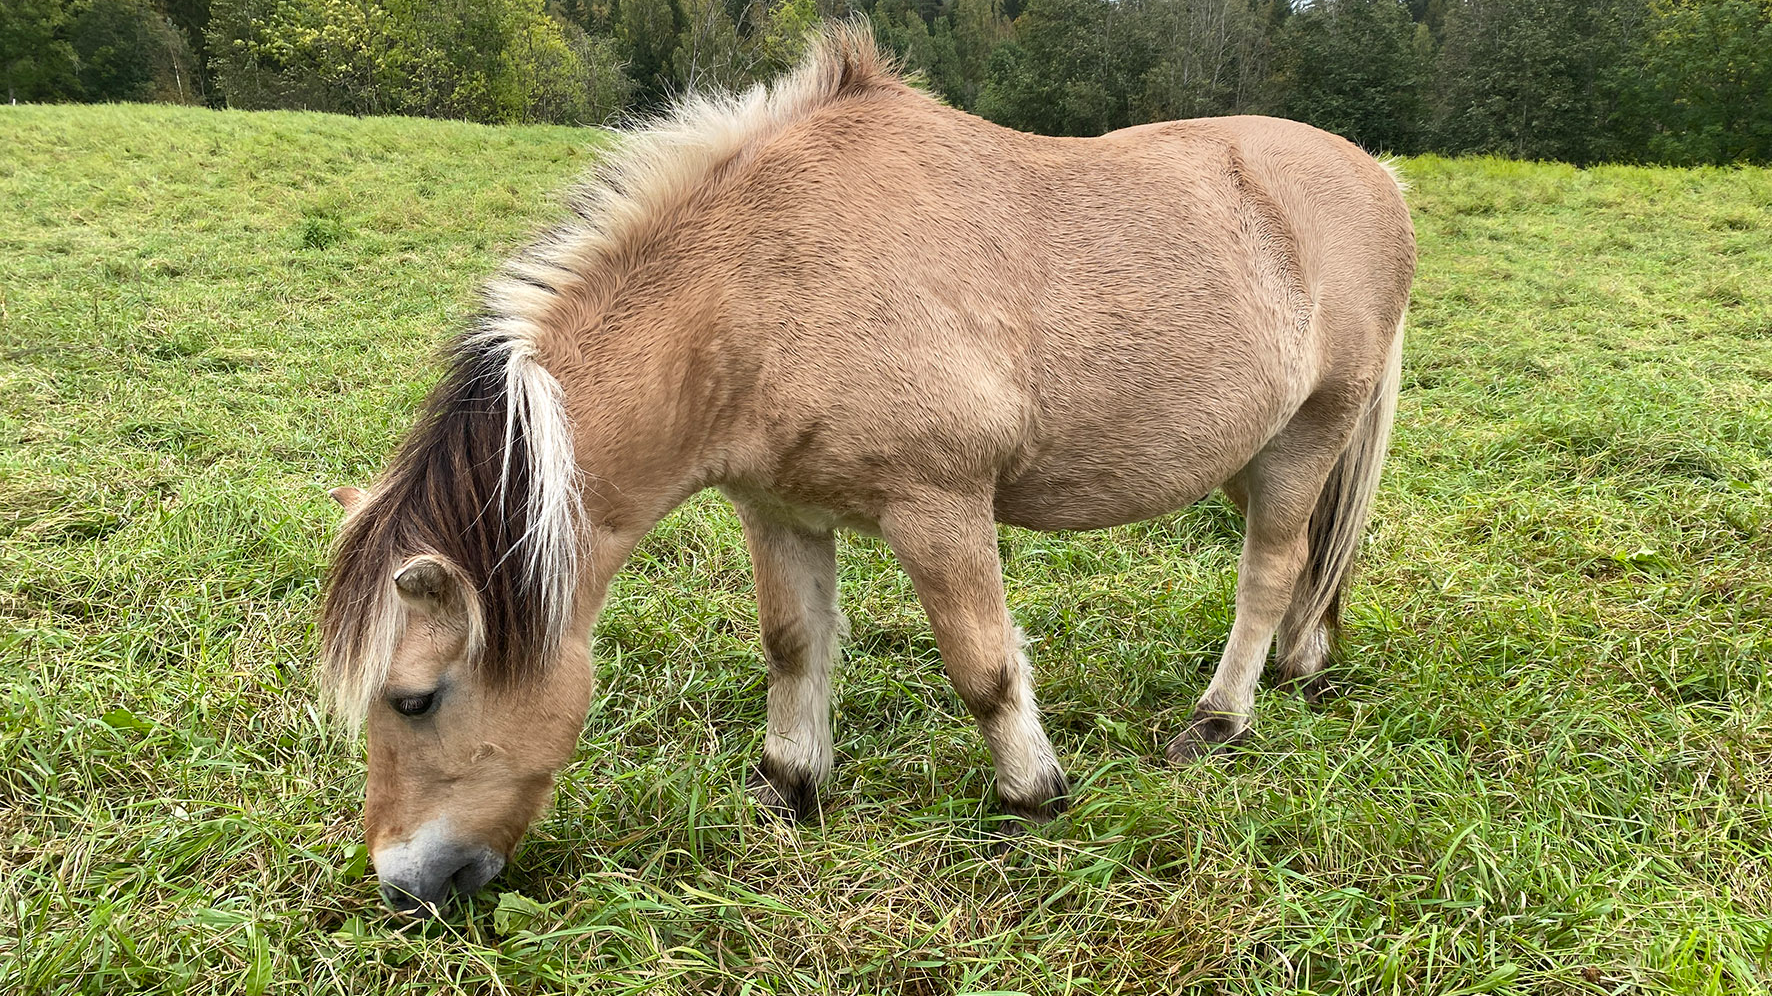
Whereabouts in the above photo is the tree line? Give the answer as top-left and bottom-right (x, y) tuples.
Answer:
(3, 0), (1769, 165)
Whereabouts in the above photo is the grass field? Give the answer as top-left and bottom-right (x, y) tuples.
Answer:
(2, 102), (1770, 995)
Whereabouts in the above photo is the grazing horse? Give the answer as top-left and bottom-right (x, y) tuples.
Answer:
(321, 25), (1414, 916)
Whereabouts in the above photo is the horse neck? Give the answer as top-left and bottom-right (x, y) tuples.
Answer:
(552, 301), (727, 607)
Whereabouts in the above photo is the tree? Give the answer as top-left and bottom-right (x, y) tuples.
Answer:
(978, 0), (1155, 136)
(208, 0), (628, 123)
(871, 0), (963, 104)
(10, 0), (1768, 164)
(1269, 0), (1427, 153)
(1634, 0), (1772, 164)
(1431, 0), (1647, 163)
(161, 0), (215, 102)
(617, 0), (683, 109)
(758, 0), (820, 75)
(672, 0), (752, 93)
(70, 0), (197, 103)
(940, 0), (1011, 110)
(1, 0), (78, 102)
(1135, 0), (1271, 122)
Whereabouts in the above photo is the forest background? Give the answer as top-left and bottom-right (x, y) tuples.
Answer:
(4, 0), (1770, 166)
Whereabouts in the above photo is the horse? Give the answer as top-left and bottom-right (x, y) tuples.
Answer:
(319, 24), (1415, 917)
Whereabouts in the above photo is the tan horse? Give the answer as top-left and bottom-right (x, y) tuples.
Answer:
(321, 24), (1414, 916)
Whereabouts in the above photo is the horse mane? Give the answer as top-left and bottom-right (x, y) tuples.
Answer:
(319, 23), (903, 726)
(490, 20), (902, 324)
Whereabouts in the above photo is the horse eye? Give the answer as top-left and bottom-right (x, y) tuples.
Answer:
(390, 692), (437, 717)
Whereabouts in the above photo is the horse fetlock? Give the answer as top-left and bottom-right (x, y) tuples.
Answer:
(998, 763), (1070, 823)
(1166, 701), (1252, 763)
(981, 693), (1067, 817)
(1276, 622), (1331, 691)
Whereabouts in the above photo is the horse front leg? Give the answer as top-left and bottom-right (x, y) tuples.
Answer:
(881, 493), (1069, 822)
(735, 504), (845, 821)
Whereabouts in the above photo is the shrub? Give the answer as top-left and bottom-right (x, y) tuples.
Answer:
(208, 0), (629, 124)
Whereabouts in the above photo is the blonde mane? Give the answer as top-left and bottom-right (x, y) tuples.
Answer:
(484, 22), (901, 350)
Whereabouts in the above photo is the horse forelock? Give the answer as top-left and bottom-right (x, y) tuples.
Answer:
(320, 333), (580, 730)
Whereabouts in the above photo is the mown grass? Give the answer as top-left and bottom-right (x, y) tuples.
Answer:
(2, 103), (1770, 995)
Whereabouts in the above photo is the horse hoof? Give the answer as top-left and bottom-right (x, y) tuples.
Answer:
(1280, 672), (1334, 705)
(1165, 711), (1250, 763)
(1297, 674), (1333, 705)
(749, 762), (819, 823)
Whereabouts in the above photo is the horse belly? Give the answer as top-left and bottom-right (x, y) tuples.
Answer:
(993, 347), (1303, 531)
(993, 430), (1249, 531)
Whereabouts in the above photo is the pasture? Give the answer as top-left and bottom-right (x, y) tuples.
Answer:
(2, 104), (1770, 994)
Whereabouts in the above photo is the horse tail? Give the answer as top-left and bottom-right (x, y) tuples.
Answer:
(1284, 314), (1405, 648)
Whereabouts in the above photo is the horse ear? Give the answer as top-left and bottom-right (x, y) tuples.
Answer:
(394, 555), (464, 614)
(329, 486), (368, 514)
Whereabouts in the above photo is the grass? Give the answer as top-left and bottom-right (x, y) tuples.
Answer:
(2, 102), (1770, 995)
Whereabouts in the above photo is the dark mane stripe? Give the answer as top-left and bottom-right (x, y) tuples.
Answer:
(321, 333), (564, 704)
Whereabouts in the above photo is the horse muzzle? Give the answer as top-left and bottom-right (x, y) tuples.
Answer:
(372, 822), (506, 917)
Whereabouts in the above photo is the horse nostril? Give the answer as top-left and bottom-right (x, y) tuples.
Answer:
(374, 846), (503, 917)
(449, 849), (506, 897)
(378, 880), (445, 919)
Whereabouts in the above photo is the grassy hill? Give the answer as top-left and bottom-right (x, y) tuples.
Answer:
(2, 103), (1770, 995)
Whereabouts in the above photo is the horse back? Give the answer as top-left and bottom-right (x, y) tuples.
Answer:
(698, 97), (1414, 530)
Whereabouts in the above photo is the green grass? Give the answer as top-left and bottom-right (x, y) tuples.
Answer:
(3, 103), (1771, 995)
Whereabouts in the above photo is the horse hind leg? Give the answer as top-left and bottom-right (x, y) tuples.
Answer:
(1169, 326), (1402, 760)
(734, 504), (845, 821)
(1273, 528), (1338, 703)
(1276, 324), (1404, 703)
(1211, 469), (1331, 701)
(1167, 450), (1321, 761)
(1212, 471), (1325, 698)
(1227, 467), (1334, 702)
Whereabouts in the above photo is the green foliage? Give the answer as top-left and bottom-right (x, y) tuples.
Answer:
(7, 0), (1772, 163)
(938, 0), (1009, 109)
(206, 0), (629, 124)
(978, 0), (1154, 136)
(4, 102), (1772, 993)
(1429, 0), (1639, 163)
(1133, 0), (1272, 122)
(1271, 0), (1427, 153)
(69, 0), (197, 103)
(759, 0), (821, 74)
(671, 0), (751, 94)
(871, 0), (961, 103)
(160, 0), (214, 101)
(1, 0), (79, 102)
(1635, 0), (1772, 165)
(2, 0), (197, 104)
(615, 0), (683, 110)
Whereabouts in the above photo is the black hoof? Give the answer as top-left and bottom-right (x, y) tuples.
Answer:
(999, 768), (1071, 824)
(1277, 669), (1334, 705)
(749, 759), (819, 823)
(1166, 707), (1250, 763)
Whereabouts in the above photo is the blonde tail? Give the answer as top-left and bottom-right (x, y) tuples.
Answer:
(1283, 316), (1404, 646)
